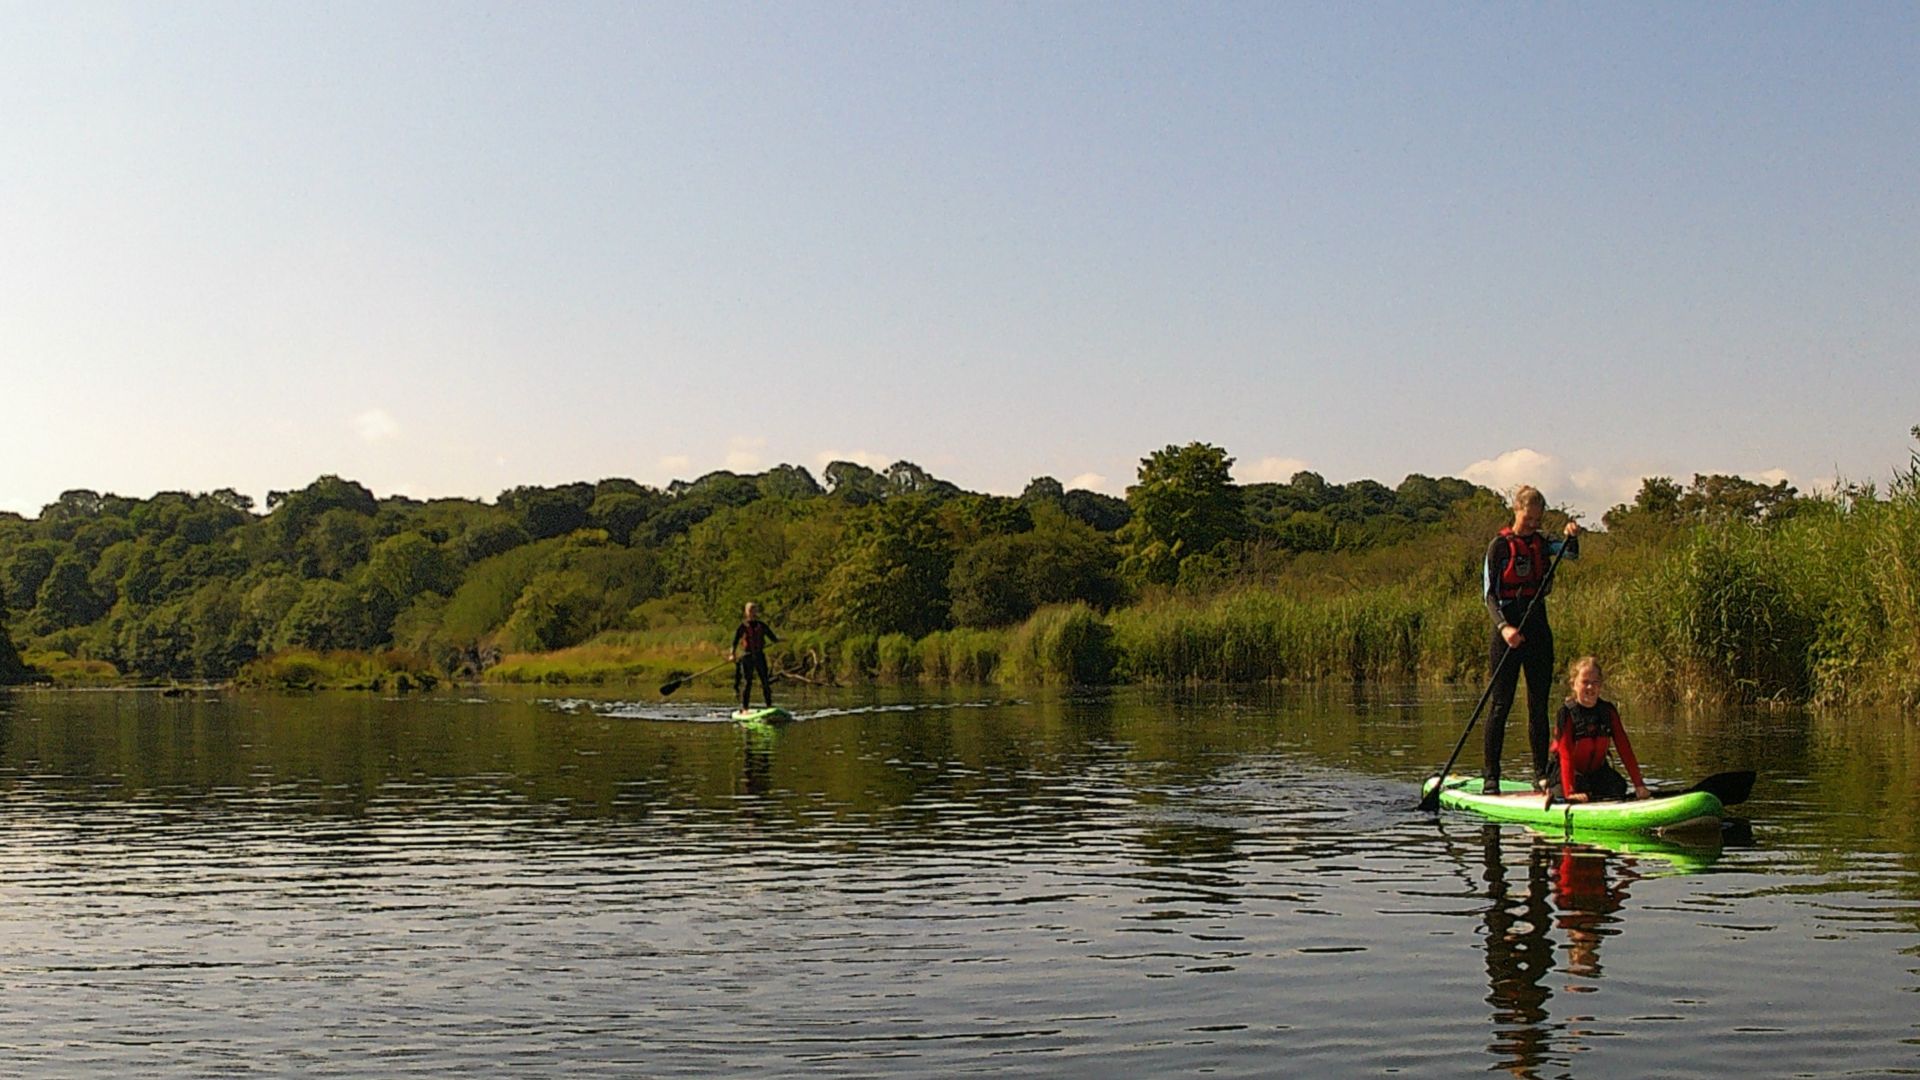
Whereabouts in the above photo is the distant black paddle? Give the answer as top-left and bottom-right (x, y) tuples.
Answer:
(659, 659), (732, 697)
(1418, 538), (1570, 812)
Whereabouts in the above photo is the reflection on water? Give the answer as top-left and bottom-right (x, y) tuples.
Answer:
(1470, 826), (1724, 1078)
(0, 685), (1913, 1077)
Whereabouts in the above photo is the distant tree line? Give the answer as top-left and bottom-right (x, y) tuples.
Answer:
(0, 445), (1550, 682)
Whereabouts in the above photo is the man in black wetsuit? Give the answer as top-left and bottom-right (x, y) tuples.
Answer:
(1482, 485), (1579, 794)
(730, 601), (779, 711)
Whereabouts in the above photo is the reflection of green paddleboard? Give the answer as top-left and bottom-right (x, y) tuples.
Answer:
(731, 706), (792, 725)
(1552, 829), (1724, 875)
(1421, 775), (1723, 835)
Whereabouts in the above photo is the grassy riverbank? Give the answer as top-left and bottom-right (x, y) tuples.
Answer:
(25, 484), (1918, 709)
(464, 487), (1918, 708)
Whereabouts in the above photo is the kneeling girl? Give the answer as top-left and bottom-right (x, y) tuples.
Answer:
(1547, 656), (1652, 804)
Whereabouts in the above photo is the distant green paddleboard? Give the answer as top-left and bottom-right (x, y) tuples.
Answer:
(731, 706), (792, 724)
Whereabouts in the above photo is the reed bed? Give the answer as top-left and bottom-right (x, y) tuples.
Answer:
(194, 486), (1920, 708)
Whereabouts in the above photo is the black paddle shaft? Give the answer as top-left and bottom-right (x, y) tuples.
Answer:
(659, 659), (732, 697)
(1417, 540), (1570, 812)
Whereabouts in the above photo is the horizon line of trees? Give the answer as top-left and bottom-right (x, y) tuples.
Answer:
(0, 444), (1825, 684)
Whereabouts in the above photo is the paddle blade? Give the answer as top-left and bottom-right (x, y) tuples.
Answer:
(658, 675), (688, 697)
(1417, 777), (1443, 812)
(1688, 770), (1756, 806)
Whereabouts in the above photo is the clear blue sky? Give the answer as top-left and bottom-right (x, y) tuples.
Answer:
(4, 2), (1915, 518)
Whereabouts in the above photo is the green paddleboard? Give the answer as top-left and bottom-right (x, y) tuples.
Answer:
(731, 706), (792, 725)
(1421, 775), (1723, 836)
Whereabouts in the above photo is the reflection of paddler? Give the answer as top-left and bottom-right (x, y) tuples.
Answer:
(741, 723), (776, 796)
(1478, 825), (1554, 1076)
(1551, 845), (1638, 979)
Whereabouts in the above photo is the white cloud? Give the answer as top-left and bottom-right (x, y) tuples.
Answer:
(1461, 448), (1561, 499)
(1465, 448), (1678, 519)
(1568, 467), (1642, 514)
(1239, 456), (1312, 483)
(1066, 472), (1110, 492)
(658, 454), (693, 475)
(1756, 467), (1795, 487)
(354, 408), (399, 443)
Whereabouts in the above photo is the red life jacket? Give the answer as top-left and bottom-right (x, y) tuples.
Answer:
(1557, 702), (1619, 774)
(1495, 527), (1552, 601)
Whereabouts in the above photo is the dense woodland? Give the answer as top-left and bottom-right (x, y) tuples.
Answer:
(0, 446), (1478, 678)
(2, 434), (1916, 708)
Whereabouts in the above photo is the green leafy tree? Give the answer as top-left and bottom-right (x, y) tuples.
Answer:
(240, 572), (305, 649)
(0, 592), (24, 682)
(363, 532), (459, 602)
(36, 489), (107, 541)
(458, 516), (533, 562)
(32, 552), (107, 633)
(822, 461), (888, 506)
(936, 494), (1032, 545)
(949, 508), (1120, 627)
(649, 472), (762, 542)
(358, 532), (459, 641)
(267, 475), (378, 533)
(183, 582), (255, 677)
(1061, 488), (1131, 532)
(757, 464), (823, 501)
(1603, 476), (1685, 534)
(884, 460), (961, 500)
(111, 598), (195, 677)
(499, 570), (602, 652)
(1679, 473), (1800, 524)
(3, 540), (59, 611)
(587, 490), (663, 546)
(1267, 510), (1337, 553)
(1336, 478), (1397, 521)
(275, 580), (373, 651)
(1021, 476), (1066, 506)
(70, 517), (134, 558)
(1119, 442), (1247, 586)
(819, 498), (955, 635)
(1394, 474), (1480, 522)
(499, 483), (595, 540)
(293, 508), (375, 580)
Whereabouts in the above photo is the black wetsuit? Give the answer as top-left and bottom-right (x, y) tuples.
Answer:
(732, 619), (779, 709)
(1482, 530), (1577, 786)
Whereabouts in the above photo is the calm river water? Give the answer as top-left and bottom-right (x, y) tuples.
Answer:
(0, 685), (1914, 1077)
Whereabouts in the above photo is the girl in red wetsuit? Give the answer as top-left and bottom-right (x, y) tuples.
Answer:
(1545, 656), (1651, 804)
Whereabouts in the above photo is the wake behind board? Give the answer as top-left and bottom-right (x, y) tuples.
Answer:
(731, 706), (793, 725)
(1421, 775), (1722, 836)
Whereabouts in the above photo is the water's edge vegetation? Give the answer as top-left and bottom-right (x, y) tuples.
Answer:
(5, 434), (1917, 708)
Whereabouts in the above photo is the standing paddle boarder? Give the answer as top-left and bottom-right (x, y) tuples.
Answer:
(730, 601), (779, 712)
(1482, 485), (1579, 794)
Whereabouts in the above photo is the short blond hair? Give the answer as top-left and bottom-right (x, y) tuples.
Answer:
(1567, 655), (1603, 686)
(1512, 485), (1545, 511)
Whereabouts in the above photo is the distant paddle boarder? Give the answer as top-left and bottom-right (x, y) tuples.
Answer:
(1482, 485), (1579, 794)
(730, 601), (779, 712)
